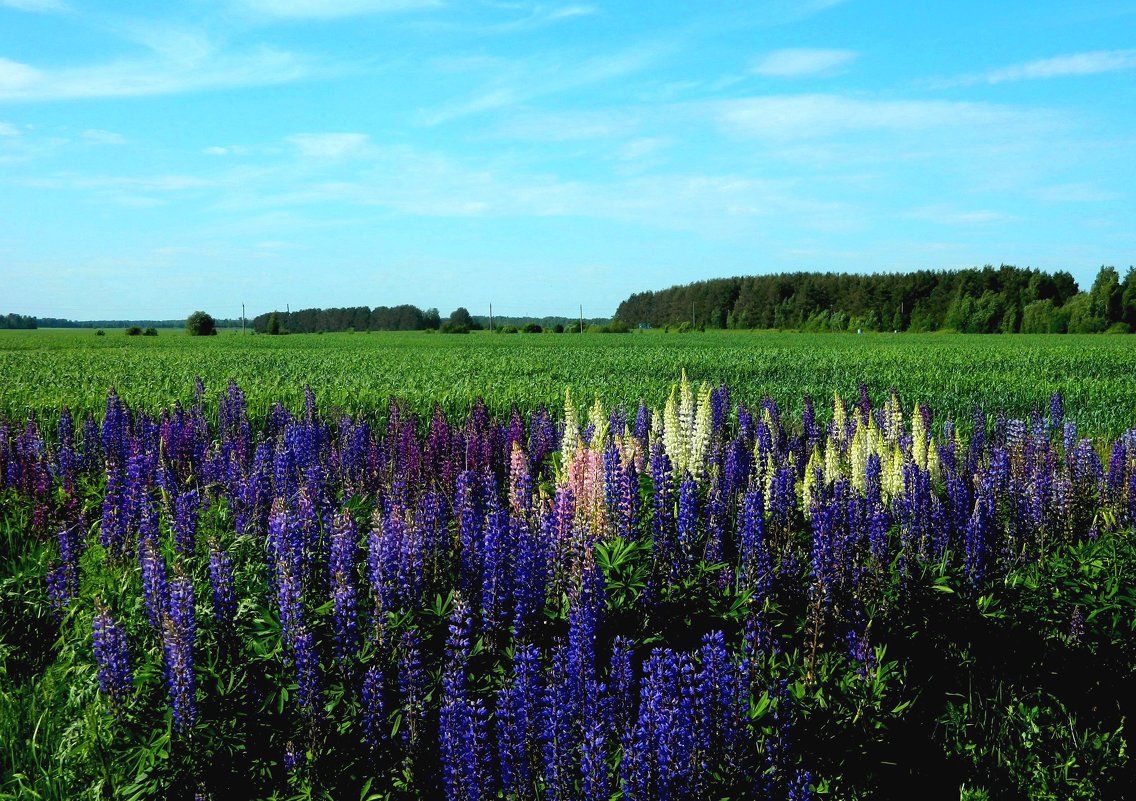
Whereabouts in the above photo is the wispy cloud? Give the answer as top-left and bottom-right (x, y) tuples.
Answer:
(82, 129), (125, 145)
(236, 0), (442, 19)
(0, 121), (19, 136)
(947, 49), (1136, 86)
(422, 42), (667, 124)
(0, 47), (314, 102)
(712, 94), (1045, 140)
(751, 48), (857, 77)
(287, 132), (371, 159)
(908, 205), (1019, 226)
(0, 0), (69, 13)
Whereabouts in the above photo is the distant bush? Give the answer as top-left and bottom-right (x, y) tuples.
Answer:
(521, 323), (542, 334)
(125, 326), (142, 336)
(553, 324), (565, 334)
(1105, 322), (1132, 335)
(497, 325), (519, 334)
(186, 311), (217, 337)
(95, 329), (105, 336)
(143, 327), (158, 337)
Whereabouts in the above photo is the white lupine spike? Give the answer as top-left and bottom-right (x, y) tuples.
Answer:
(832, 393), (847, 448)
(663, 386), (686, 474)
(927, 437), (941, 482)
(678, 370), (695, 445)
(561, 387), (580, 457)
(588, 398), (608, 451)
(912, 405), (928, 471)
(689, 382), (713, 479)
(824, 439), (841, 485)
(804, 447), (823, 512)
(850, 426), (867, 493)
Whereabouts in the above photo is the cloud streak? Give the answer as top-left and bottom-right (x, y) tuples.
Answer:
(0, 46), (314, 102)
(751, 48), (857, 77)
(948, 49), (1136, 86)
(236, 0), (442, 19)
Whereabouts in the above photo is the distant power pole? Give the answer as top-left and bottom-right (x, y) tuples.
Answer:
(490, 303), (494, 332)
(242, 303), (246, 336)
(692, 300), (695, 329)
(579, 304), (584, 334)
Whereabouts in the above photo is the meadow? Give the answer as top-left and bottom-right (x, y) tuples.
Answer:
(1, 330), (1135, 800)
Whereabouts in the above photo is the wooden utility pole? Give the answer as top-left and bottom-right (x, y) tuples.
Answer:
(490, 303), (494, 332)
(579, 304), (584, 334)
(692, 300), (695, 329)
(242, 303), (246, 335)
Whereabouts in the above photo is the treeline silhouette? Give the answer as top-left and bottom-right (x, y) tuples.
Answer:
(33, 318), (243, 329)
(615, 265), (1136, 333)
(251, 305), (442, 334)
(0, 313), (36, 329)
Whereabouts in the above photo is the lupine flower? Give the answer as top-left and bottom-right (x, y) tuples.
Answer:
(208, 543), (236, 630)
(92, 605), (133, 714)
(361, 664), (386, 749)
(163, 575), (197, 732)
(329, 511), (360, 661)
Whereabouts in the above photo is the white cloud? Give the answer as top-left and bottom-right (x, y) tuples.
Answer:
(422, 42), (666, 124)
(204, 145), (253, 156)
(1036, 182), (1122, 204)
(237, 0), (442, 19)
(287, 132), (371, 159)
(908, 206), (1019, 226)
(950, 49), (1136, 86)
(751, 48), (857, 77)
(82, 129), (125, 145)
(0, 0), (69, 13)
(712, 94), (1042, 140)
(0, 48), (312, 102)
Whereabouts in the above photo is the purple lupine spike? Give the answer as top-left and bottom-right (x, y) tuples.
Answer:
(92, 604), (133, 715)
(208, 543), (236, 630)
(361, 664), (385, 749)
(788, 770), (814, 801)
(139, 529), (170, 630)
(173, 489), (200, 557)
(696, 630), (741, 778)
(738, 488), (772, 602)
(163, 575), (197, 733)
(47, 524), (83, 612)
(1049, 392), (1064, 431)
(634, 402), (651, 442)
(580, 680), (612, 801)
(497, 643), (542, 796)
(397, 630), (427, 751)
(329, 511), (360, 662)
(710, 384), (730, 434)
(676, 477), (699, 568)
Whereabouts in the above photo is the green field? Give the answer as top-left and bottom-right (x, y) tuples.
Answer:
(2, 328), (1135, 434)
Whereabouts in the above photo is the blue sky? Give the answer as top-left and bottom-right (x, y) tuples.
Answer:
(1, 0), (1134, 320)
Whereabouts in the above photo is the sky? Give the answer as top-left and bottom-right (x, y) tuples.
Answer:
(1, 1), (1134, 320)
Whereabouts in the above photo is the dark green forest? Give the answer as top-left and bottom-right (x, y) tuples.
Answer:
(0, 313), (37, 329)
(615, 265), (1136, 333)
(251, 305), (441, 334)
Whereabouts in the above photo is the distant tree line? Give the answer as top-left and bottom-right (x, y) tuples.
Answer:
(34, 318), (242, 329)
(0, 313), (37, 329)
(252, 305), (442, 334)
(473, 315), (612, 331)
(615, 265), (1136, 334)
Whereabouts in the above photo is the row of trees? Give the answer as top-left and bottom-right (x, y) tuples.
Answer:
(615, 265), (1136, 334)
(251, 305), (443, 335)
(0, 313), (36, 329)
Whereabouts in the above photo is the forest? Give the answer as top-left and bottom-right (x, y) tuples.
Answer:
(615, 265), (1136, 333)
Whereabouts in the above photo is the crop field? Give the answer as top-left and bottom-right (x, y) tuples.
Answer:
(1, 331), (1135, 800)
(2, 329), (1136, 434)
